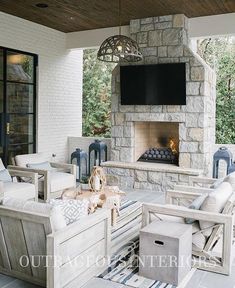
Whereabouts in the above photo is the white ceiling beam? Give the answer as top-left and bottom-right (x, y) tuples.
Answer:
(66, 13), (235, 50)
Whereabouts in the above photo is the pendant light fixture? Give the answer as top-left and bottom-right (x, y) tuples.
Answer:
(97, 0), (143, 63)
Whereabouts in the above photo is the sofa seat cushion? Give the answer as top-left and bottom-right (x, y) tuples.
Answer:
(38, 172), (75, 193)
(200, 182), (233, 236)
(3, 182), (36, 201)
(2, 197), (66, 232)
(50, 199), (89, 225)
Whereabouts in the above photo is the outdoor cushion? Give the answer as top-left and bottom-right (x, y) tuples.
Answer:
(0, 169), (12, 182)
(0, 159), (6, 171)
(38, 171), (75, 193)
(199, 182), (233, 236)
(210, 177), (224, 189)
(223, 171), (235, 191)
(50, 199), (89, 225)
(27, 161), (52, 171)
(192, 222), (207, 252)
(15, 153), (49, 168)
(2, 197), (66, 232)
(3, 182), (36, 201)
(185, 194), (207, 224)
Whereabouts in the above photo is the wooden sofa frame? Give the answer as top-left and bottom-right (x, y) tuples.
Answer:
(142, 188), (234, 275)
(0, 206), (111, 288)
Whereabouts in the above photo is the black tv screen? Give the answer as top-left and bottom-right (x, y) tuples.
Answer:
(120, 63), (186, 105)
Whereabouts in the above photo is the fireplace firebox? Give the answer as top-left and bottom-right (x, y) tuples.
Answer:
(134, 122), (179, 165)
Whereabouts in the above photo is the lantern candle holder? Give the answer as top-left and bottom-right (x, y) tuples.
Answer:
(88, 139), (107, 174)
(71, 148), (88, 182)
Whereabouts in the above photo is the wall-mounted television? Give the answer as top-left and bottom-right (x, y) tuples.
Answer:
(120, 63), (186, 105)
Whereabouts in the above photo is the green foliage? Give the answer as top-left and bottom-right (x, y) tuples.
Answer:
(198, 38), (235, 144)
(82, 49), (116, 138)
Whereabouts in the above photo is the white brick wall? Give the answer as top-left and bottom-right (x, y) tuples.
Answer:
(0, 12), (83, 162)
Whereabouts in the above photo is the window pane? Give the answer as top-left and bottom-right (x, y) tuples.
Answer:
(0, 49), (3, 80)
(7, 51), (34, 83)
(8, 114), (34, 145)
(0, 82), (3, 113)
(7, 143), (33, 165)
(7, 83), (34, 113)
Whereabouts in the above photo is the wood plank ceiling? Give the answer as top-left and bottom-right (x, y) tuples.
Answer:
(0, 0), (234, 33)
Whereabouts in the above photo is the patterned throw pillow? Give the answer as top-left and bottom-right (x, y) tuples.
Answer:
(49, 199), (89, 225)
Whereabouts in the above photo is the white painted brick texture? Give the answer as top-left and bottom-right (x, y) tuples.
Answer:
(0, 12), (83, 162)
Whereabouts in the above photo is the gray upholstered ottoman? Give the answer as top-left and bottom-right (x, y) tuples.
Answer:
(139, 220), (192, 286)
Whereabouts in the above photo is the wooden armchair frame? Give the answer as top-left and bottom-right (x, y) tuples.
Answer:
(0, 206), (111, 288)
(8, 163), (76, 202)
(142, 188), (234, 275)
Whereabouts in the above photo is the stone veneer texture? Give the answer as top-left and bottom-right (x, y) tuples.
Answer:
(111, 14), (216, 176)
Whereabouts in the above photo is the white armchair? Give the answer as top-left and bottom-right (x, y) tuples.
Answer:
(10, 153), (77, 201)
(142, 185), (235, 275)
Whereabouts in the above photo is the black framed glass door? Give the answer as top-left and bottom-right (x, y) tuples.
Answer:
(0, 47), (37, 165)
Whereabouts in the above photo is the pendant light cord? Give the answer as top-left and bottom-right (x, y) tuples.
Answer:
(119, 0), (121, 35)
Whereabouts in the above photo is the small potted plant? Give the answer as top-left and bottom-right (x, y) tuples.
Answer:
(80, 176), (90, 190)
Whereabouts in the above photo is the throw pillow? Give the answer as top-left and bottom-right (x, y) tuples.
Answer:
(2, 197), (66, 232)
(199, 182), (233, 236)
(0, 169), (12, 182)
(49, 199), (89, 225)
(185, 194), (207, 224)
(27, 161), (52, 170)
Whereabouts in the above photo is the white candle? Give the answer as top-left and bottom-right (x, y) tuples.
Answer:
(93, 175), (101, 191)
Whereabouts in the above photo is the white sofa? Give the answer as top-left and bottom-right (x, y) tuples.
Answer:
(10, 153), (76, 201)
(0, 198), (111, 288)
(0, 159), (38, 201)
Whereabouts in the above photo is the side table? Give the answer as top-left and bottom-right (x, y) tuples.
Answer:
(139, 220), (192, 286)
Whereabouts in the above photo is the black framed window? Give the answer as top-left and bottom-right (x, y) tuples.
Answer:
(0, 47), (37, 165)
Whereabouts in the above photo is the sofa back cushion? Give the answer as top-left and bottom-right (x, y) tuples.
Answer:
(199, 182), (233, 236)
(27, 161), (52, 171)
(0, 159), (6, 171)
(223, 171), (235, 191)
(0, 169), (12, 182)
(15, 153), (49, 168)
(2, 197), (66, 232)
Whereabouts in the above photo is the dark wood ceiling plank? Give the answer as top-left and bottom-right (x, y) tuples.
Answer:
(0, 0), (234, 32)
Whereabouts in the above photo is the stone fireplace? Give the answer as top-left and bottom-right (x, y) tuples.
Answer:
(102, 14), (216, 191)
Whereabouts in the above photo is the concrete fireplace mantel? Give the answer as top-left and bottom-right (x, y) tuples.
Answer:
(102, 160), (202, 191)
(102, 161), (202, 176)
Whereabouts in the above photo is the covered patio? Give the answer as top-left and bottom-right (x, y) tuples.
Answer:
(0, 1), (235, 288)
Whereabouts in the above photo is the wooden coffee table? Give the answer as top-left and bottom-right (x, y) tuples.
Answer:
(76, 188), (124, 226)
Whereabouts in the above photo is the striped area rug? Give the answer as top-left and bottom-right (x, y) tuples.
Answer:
(99, 238), (176, 288)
